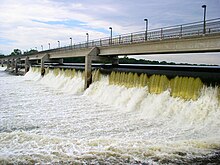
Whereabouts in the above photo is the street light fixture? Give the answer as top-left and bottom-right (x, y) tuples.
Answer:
(86, 33), (89, 47)
(109, 27), (112, 45)
(35, 47), (37, 50)
(70, 37), (72, 47)
(41, 45), (43, 51)
(58, 41), (60, 48)
(202, 5), (207, 34)
(144, 18), (148, 41)
(48, 43), (50, 49)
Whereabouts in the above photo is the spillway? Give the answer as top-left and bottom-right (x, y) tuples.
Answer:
(0, 67), (220, 164)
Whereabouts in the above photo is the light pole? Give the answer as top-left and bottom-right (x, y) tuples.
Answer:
(58, 41), (60, 48)
(202, 5), (206, 34)
(144, 18), (148, 41)
(35, 47), (37, 51)
(109, 27), (112, 45)
(86, 33), (89, 47)
(48, 43), (50, 49)
(70, 37), (72, 47)
(41, 45), (43, 51)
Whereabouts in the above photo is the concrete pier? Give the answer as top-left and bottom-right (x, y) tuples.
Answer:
(11, 59), (15, 70)
(41, 54), (49, 76)
(25, 57), (30, 73)
(85, 47), (100, 89)
(15, 59), (18, 73)
(84, 47), (120, 89)
(15, 58), (20, 73)
(7, 59), (10, 70)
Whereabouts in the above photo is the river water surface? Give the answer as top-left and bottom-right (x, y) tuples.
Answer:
(0, 67), (220, 164)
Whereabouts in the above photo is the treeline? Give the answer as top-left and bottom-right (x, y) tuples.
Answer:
(119, 56), (175, 65)
(0, 49), (38, 57)
(9, 49), (38, 56)
(119, 56), (217, 66)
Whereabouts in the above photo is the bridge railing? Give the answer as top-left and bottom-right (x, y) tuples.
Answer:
(45, 18), (220, 53)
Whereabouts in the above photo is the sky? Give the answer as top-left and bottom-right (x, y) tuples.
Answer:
(0, 0), (220, 64)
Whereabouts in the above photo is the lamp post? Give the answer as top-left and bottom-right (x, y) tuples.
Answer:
(58, 41), (60, 48)
(109, 27), (112, 45)
(144, 18), (148, 41)
(48, 43), (50, 49)
(86, 33), (89, 47)
(35, 47), (37, 50)
(41, 45), (43, 51)
(70, 37), (72, 47)
(202, 5), (206, 34)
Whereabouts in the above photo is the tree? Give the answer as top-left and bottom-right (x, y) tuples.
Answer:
(0, 53), (4, 58)
(10, 49), (22, 56)
(23, 49), (38, 55)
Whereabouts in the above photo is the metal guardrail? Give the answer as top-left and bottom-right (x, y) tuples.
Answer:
(48, 18), (220, 53)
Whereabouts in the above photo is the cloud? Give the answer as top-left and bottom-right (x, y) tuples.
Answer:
(0, 0), (219, 57)
(0, 0), (115, 53)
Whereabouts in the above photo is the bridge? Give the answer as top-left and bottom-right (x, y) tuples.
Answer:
(1, 18), (220, 88)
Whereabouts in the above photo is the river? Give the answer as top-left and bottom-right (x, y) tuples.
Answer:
(0, 67), (220, 164)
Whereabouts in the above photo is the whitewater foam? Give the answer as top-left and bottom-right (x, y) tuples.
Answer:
(1, 67), (220, 164)
(25, 68), (84, 94)
(25, 67), (220, 126)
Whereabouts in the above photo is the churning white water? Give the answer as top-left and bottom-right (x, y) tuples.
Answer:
(0, 67), (220, 164)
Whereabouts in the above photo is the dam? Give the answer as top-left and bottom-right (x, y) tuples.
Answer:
(1, 18), (220, 164)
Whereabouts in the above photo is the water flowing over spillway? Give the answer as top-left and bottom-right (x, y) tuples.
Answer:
(0, 67), (220, 164)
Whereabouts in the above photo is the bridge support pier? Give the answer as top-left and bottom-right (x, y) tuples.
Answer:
(15, 58), (20, 73)
(6, 59), (10, 70)
(84, 47), (119, 89)
(41, 54), (49, 76)
(25, 57), (30, 73)
(11, 59), (15, 71)
(85, 47), (100, 89)
(15, 58), (21, 73)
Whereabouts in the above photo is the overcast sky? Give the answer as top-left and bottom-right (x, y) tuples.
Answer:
(0, 0), (220, 64)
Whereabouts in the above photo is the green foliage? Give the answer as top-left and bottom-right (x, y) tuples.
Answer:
(119, 56), (161, 64)
(10, 49), (22, 56)
(118, 56), (217, 66)
(23, 49), (38, 55)
(0, 53), (5, 58)
(9, 49), (38, 56)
